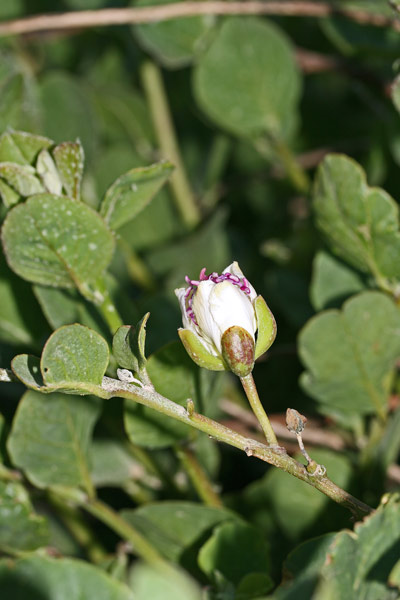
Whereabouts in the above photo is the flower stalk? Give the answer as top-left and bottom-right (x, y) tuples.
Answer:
(240, 373), (278, 447)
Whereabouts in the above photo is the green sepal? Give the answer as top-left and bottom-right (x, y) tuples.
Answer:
(178, 329), (226, 371)
(254, 295), (276, 359)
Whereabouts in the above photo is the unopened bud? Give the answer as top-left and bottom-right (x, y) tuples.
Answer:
(221, 326), (255, 377)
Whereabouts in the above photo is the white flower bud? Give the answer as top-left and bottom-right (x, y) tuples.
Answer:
(175, 262), (276, 373)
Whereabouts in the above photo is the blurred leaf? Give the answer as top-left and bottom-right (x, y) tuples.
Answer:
(53, 141), (85, 200)
(33, 285), (104, 332)
(90, 438), (141, 487)
(0, 163), (44, 196)
(41, 324), (109, 393)
(299, 291), (400, 418)
(0, 0), (24, 19)
(2, 194), (114, 291)
(0, 255), (49, 347)
(0, 555), (134, 599)
(124, 341), (200, 447)
(0, 480), (49, 554)
(36, 149), (62, 195)
(310, 251), (366, 310)
(313, 154), (400, 281)
(7, 390), (101, 490)
(119, 187), (181, 251)
(198, 520), (270, 586)
(146, 208), (230, 289)
(263, 450), (352, 540)
(133, 0), (216, 69)
(274, 533), (338, 599)
(100, 161), (174, 230)
(315, 494), (400, 600)
(122, 501), (235, 562)
(39, 72), (98, 161)
(0, 131), (52, 166)
(194, 18), (301, 138)
(129, 562), (202, 600)
(0, 51), (40, 131)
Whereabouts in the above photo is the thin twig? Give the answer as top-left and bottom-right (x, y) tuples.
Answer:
(99, 376), (373, 519)
(0, 2), (399, 37)
(220, 398), (346, 451)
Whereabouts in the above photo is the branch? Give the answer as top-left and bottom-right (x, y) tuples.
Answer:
(100, 376), (373, 519)
(0, 2), (399, 37)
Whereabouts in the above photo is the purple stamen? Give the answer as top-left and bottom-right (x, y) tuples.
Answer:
(183, 266), (252, 325)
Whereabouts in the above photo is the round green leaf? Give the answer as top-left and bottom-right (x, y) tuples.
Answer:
(2, 193), (115, 290)
(194, 18), (301, 138)
(299, 291), (400, 418)
(41, 324), (109, 392)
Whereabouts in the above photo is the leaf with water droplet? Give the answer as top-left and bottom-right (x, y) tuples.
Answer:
(40, 323), (109, 394)
(2, 193), (114, 292)
(53, 140), (84, 200)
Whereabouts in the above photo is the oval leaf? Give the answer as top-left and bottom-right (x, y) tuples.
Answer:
(41, 324), (109, 393)
(194, 18), (301, 138)
(100, 161), (174, 230)
(2, 193), (114, 290)
(7, 390), (101, 490)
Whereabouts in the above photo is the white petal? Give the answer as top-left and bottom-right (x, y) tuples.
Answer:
(223, 261), (257, 301)
(209, 281), (256, 348)
(192, 280), (221, 351)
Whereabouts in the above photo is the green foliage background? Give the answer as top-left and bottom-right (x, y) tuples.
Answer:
(0, 1), (400, 598)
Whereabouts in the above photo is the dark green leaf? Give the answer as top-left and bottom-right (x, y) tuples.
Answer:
(7, 390), (101, 490)
(124, 342), (199, 447)
(0, 480), (49, 553)
(122, 501), (235, 562)
(198, 521), (270, 586)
